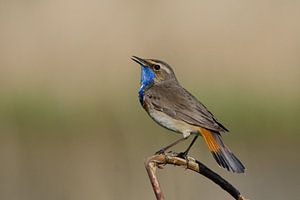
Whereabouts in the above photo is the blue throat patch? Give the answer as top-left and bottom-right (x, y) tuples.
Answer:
(138, 66), (155, 104)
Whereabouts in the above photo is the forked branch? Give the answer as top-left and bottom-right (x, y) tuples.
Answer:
(145, 153), (247, 200)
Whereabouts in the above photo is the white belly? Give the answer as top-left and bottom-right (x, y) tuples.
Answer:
(148, 109), (199, 138)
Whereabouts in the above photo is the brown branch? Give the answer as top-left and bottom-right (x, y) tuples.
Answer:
(145, 153), (247, 200)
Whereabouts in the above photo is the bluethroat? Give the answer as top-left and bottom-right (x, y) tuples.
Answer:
(132, 56), (245, 173)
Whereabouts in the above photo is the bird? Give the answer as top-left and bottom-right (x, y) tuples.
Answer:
(131, 56), (245, 173)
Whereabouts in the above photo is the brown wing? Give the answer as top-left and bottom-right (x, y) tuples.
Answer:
(144, 81), (228, 133)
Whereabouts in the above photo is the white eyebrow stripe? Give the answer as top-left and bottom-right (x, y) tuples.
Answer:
(149, 60), (171, 74)
(161, 65), (170, 73)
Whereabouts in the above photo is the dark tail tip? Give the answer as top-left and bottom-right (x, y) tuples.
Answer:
(212, 134), (245, 173)
(212, 149), (245, 173)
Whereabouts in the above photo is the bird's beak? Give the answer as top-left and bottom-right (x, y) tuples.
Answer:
(131, 56), (148, 66)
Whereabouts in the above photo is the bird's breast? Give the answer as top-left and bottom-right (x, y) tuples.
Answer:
(147, 108), (199, 136)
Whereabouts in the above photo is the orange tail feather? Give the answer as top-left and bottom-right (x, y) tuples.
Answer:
(199, 127), (245, 173)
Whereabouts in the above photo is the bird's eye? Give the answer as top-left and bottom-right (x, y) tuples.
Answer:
(153, 65), (160, 71)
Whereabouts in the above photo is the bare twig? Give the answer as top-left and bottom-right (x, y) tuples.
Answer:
(145, 153), (247, 200)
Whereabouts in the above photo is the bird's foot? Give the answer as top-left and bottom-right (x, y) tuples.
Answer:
(176, 151), (190, 168)
(176, 151), (188, 159)
(155, 148), (166, 155)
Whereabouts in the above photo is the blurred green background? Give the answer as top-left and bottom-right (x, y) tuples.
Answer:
(0, 0), (299, 200)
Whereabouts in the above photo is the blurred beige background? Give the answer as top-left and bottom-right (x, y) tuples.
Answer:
(0, 0), (299, 199)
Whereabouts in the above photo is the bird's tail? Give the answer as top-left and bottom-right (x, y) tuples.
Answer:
(199, 127), (245, 173)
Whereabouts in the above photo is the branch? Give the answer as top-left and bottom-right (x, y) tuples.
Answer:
(145, 153), (247, 200)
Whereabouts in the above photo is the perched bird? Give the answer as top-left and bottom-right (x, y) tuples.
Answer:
(132, 56), (245, 173)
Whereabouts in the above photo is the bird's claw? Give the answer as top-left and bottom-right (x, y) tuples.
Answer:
(155, 149), (166, 155)
(176, 152), (190, 168)
(176, 151), (188, 159)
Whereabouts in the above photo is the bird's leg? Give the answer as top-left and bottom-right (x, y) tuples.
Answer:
(177, 135), (198, 159)
(155, 137), (187, 155)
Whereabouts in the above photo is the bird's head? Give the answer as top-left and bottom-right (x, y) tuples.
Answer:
(131, 56), (177, 88)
